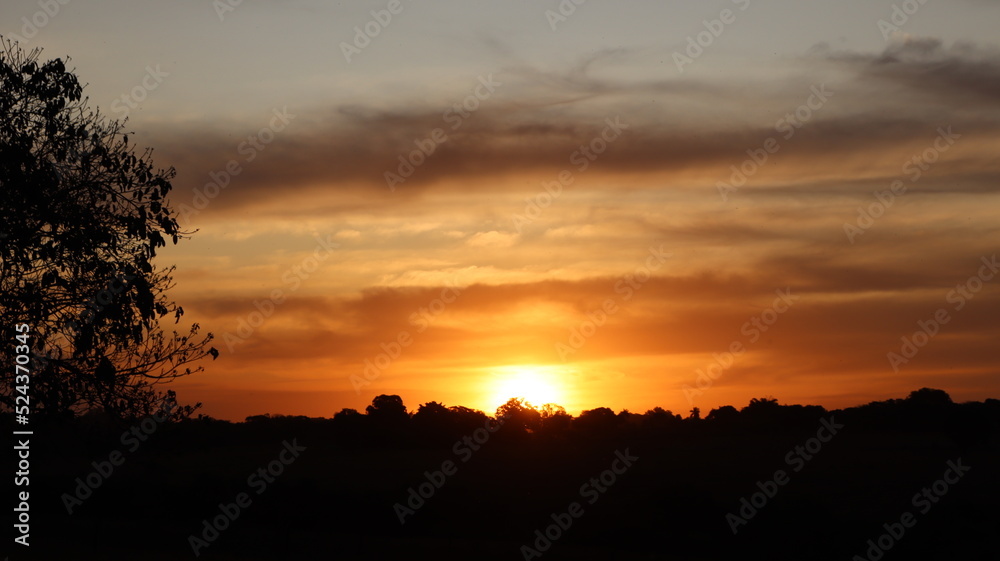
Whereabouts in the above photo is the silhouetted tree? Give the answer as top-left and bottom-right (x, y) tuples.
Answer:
(414, 400), (449, 418)
(366, 394), (407, 417)
(412, 401), (454, 442)
(330, 407), (367, 445)
(0, 39), (215, 421)
(448, 405), (491, 433)
(333, 408), (362, 420)
(538, 403), (566, 418)
(743, 397), (780, 411)
(642, 407), (682, 430)
(575, 407), (618, 433)
(538, 403), (572, 434)
(495, 397), (541, 433)
(365, 394), (409, 434)
(907, 387), (952, 407)
(740, 397), (803, 429)
(706, 405), (739, 422)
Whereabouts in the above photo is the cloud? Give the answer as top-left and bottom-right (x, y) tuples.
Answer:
(827, 37), (1000, 107)
(465, 230), (518, 248)
(139, 38), (997, 225)
(335, 229), (362, 239)
(182, 266), (1000, 409)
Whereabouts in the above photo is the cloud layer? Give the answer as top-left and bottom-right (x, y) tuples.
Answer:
(146, 38), (1000, 420)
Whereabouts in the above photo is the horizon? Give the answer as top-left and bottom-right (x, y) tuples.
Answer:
(143, 385), (990, 423)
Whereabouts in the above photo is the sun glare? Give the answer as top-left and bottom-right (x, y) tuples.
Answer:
(487, 364), (570, 412)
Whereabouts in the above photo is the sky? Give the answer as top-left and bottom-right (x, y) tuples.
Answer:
(5, 0), (1000, 420)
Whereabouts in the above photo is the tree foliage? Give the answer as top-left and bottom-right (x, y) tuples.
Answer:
(366, 394), (409, 425)
(0, 38), (215, 421)
(496, 397), (541, 433)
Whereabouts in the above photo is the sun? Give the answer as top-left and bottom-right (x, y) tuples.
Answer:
(487, 364), (569, 411)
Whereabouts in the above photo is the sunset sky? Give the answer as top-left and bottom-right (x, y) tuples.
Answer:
(7, 0), (999, 420)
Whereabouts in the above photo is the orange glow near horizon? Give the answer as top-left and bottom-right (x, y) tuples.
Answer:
(483, 364), (574, 413)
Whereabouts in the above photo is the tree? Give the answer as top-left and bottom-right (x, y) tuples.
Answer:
(412, 400), (448, 426)
(642, 407), (682, 430)
(744, 396), (780, 410)
(495, 397), (541, 433)
(539, 404), (572, 434)
(705, 405), (739, 422)
(538, 403), (567, 419)
(415, 400), (450, 418)
(447, 405), (490, 433)
(366, 394), (408, 423)
(575, 407), (618, 433)
(0, 38), (216, 421)
(333, 407), (362, 420)
(907, 388), (952, 407)
(410, 401), (457, 444)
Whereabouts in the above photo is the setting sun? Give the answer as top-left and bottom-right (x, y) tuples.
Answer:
(486, 365), (572, 412)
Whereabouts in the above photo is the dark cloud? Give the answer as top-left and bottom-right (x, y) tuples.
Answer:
(137, 38), (1000, 225)
(828, 38), (1000, 106)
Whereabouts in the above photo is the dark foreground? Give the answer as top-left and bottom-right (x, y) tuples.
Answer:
(5, 390), (999, 561)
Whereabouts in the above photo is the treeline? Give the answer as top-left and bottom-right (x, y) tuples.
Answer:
(11, 387), (1000, 560)
(132, 387), (1000, 449)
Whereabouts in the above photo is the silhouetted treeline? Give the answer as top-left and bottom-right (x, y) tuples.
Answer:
(131, 388), (997, 449)
(8, 388), (999, 561)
